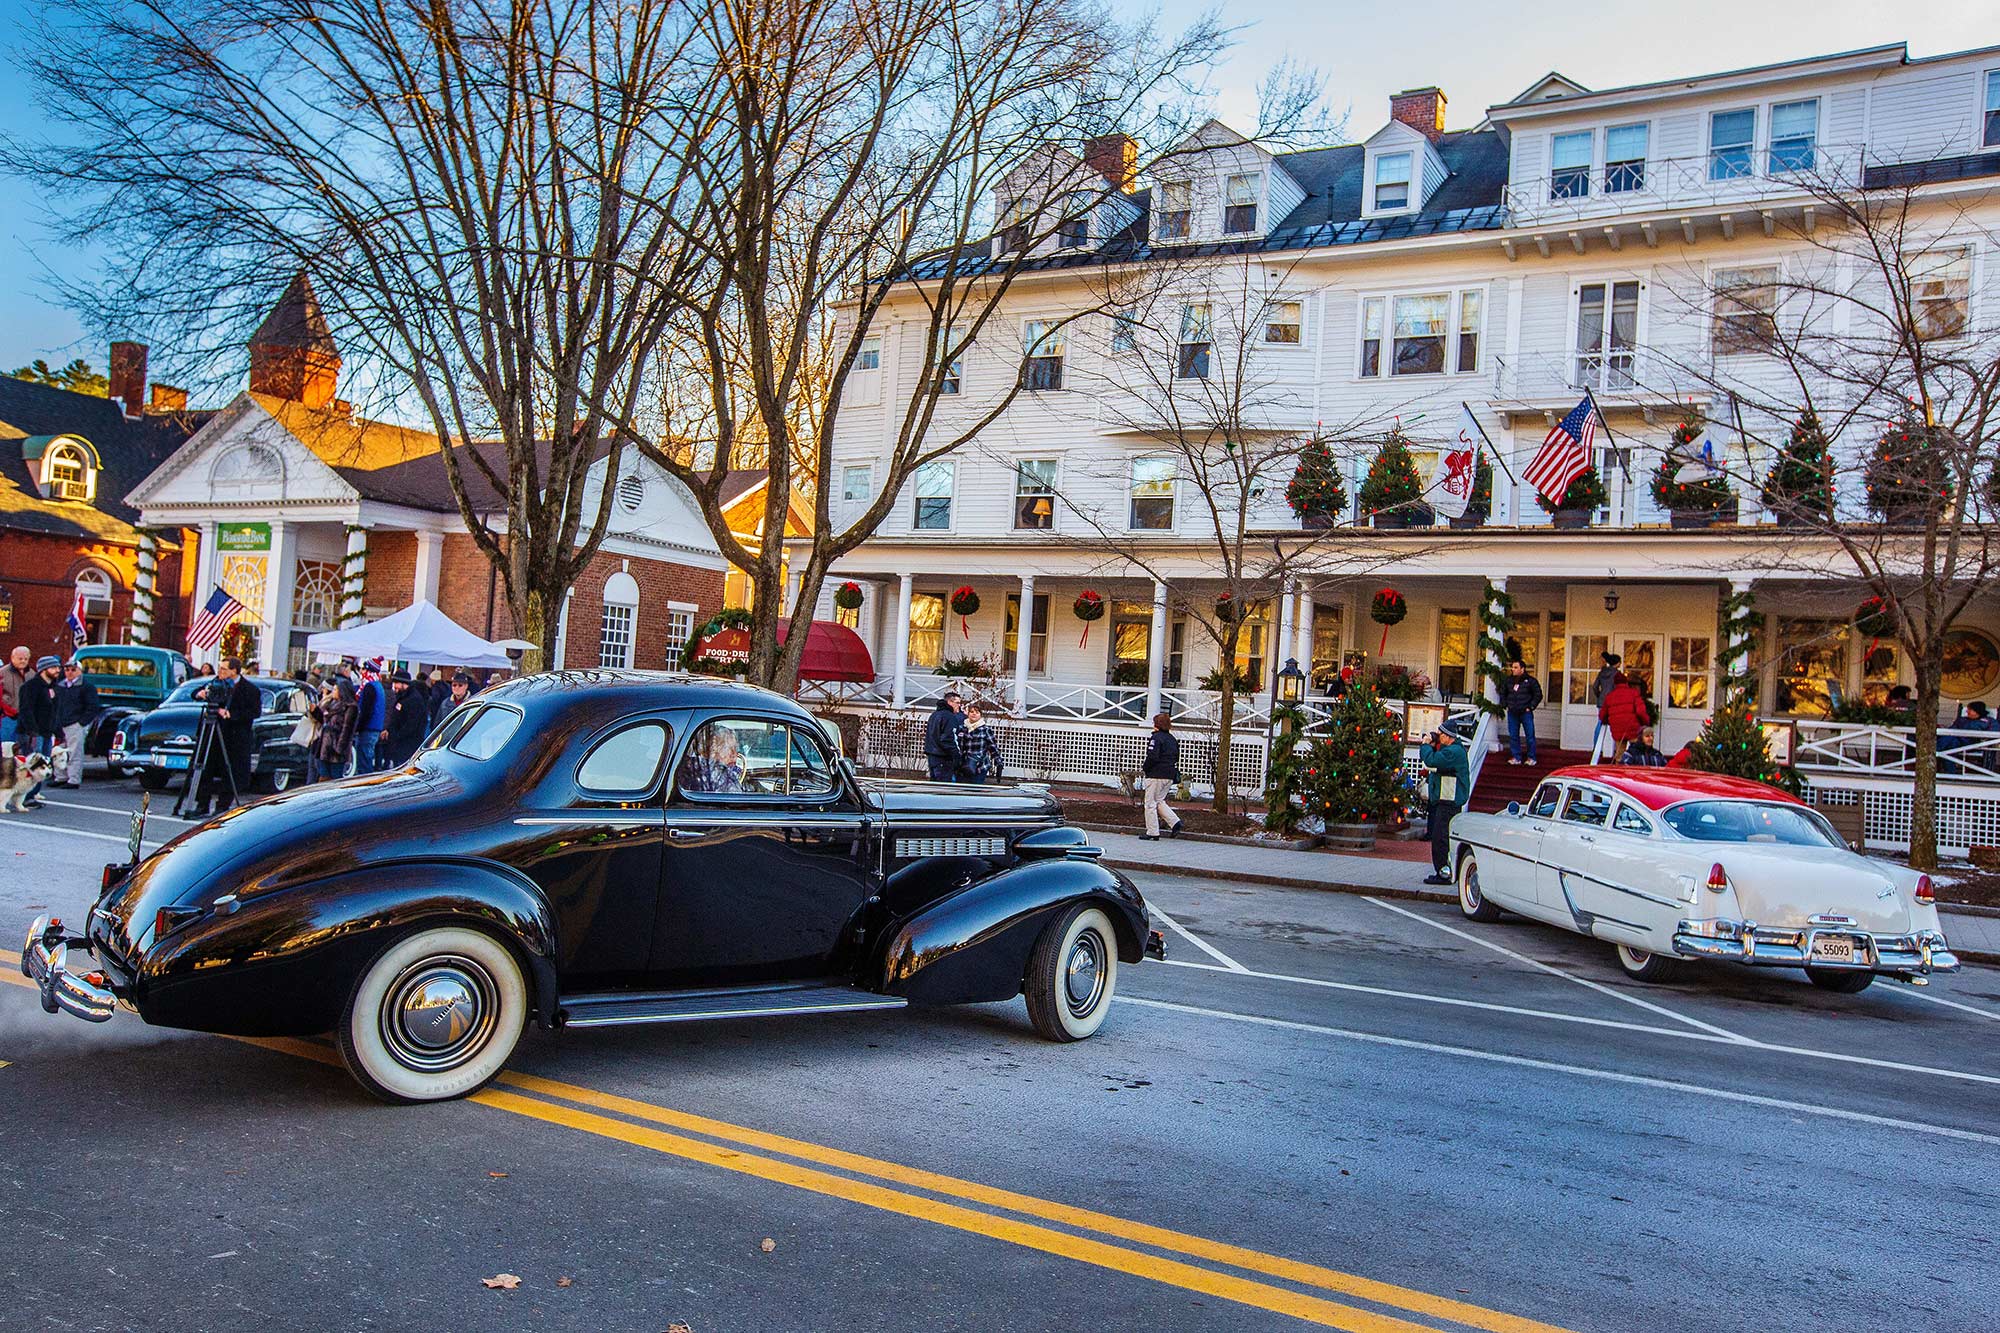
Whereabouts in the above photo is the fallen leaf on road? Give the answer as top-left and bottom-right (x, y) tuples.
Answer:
(667, 1323), (693, 1333)
(557, 1277), (573, 1288)
(481, 1274), (521, 1290)
(759, 1238), (776, 1253)
(487, 1171), (508, 1178)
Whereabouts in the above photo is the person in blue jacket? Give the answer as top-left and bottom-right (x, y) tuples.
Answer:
(354, 666), (389, 772)
(1418, 727), (1470, 887)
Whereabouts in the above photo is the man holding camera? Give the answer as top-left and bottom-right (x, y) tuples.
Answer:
(191, 656), (261, 817)
(1418, 725), (1470, 887)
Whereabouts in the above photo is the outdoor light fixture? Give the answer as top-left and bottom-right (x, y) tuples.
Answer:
(1603, 585), (1620, 613)
(1277, 657), (1306, 704)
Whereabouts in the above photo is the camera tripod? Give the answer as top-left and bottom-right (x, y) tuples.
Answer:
(171, 707), (240, 819)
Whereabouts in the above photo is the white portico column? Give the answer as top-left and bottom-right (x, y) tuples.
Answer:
(131, 530), (159, 645)
(1726, 577), (1756, 706)
(258, 519), (297, 674)
(339, 525), (369, 627)
(1293, 586), (1314, 678)
(890, 572), (914, 708)
(1273, 580), (1295, 694)
(1012, 574), (1035, 715)
(412, 530), (445, 607)
(1144, 579), (1167, 720)
(190, 521), (218, 666)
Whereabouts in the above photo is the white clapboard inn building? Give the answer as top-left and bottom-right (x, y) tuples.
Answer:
(798, 39), (2000, 853)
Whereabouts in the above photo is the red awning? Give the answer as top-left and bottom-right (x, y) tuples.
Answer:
(776, 619), (875, 682)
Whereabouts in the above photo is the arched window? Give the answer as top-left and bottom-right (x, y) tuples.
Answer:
(292, 560), (342, 631)
(42, 438), (96, 501)
(74, 568), (112, 604)
(599, 570), (640, 669)
(210, 442), (285, 489)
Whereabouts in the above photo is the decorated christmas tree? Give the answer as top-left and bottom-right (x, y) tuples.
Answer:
(1759, 408), (1835, 523)
(1285, 438), (1349, 524)
(1302, 678), (1407, 824)
(1865, 414), (1953, 520)
(1685, 698), (1798, 793)
(1650, 410), (1732, 512)
(1534, 466), (1609, 514)
(1358, 430), (1426, 519)
(1466, 456), (1494, 517)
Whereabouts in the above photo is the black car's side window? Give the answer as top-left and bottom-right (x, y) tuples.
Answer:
(678, 718), (836, 799)
(449, 707), (521, 761)
(1527, 783), (1562, 818)
(578, 722), (671, 796)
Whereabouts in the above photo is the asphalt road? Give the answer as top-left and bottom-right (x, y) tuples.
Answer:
(3, 780), (1998, 1332)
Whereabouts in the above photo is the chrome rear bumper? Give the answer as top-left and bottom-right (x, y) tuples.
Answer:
(1673, 918), (1959, 978)
(21, 915), (118, 1022)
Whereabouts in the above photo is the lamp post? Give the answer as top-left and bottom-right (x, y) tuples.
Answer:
(1276, 657), (1306, 705)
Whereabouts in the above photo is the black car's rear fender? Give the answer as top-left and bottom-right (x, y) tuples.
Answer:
(135, 859), (560, 1037)
(871, 857), (1148, 1006)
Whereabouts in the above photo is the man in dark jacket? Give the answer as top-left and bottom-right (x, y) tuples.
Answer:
(51, 658), (100, 788)
(192, 657), (260, 816)
(1418, 727), (1470, 886)
(922, 691), (964, 781)
(1499, 658), (1543, 766)
(1140, 712), (1183, 840)
(1588, 651), (1621, 761)
(384, 670), (432, 766)
(14, 656), (61, 808)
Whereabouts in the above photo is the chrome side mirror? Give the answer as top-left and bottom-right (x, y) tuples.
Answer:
(1505, 800), (1523, 817)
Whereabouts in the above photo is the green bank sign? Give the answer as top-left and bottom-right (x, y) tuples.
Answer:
(216, 522), (271, 552)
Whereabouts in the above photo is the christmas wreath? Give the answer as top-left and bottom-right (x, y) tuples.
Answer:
(680, 606), (754, 677)
(834, 580), (864, 610)
(949, 584), (979, 638)
(1072, 589), (1105, 646)
(1854, 595), (1894, 640)
(1370, 586), (1407, 655)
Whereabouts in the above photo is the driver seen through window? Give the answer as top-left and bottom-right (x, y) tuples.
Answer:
(679, 719), (835, 796)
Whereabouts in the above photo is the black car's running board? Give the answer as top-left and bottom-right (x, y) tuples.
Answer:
(557, 982), (908, 1029)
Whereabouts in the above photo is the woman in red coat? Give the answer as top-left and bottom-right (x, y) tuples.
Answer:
(1598, 672), (1653, 761)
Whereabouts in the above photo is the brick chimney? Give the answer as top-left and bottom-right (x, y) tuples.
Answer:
(1083, 133), (1139, 193)
(108, 341), (147, 419)
(149, 384), (188, 413)
(1390, 87), (1447, 143)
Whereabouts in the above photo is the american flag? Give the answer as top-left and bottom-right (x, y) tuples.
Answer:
(1524, 396), (1598, 504)
(187, 586), (248, 652)
(66, 588), (88, 646)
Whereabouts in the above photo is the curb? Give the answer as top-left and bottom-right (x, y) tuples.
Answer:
(1072, 820), (1319, 852)
(1101, 857), (1452, 904)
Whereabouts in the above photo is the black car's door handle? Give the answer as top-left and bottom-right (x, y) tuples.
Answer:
(666, 828), (703, 842)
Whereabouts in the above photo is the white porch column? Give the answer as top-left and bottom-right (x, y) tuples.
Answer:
(1273, 580), (1295, 693)
(1012, 574), (1035, 715)
(412, 529), (445, 607)
(339, 525), (369, 627)
(131, 530), (159, 645)
(1482, 577), (1509, 715)
(258, 519), (297, 674)
(188, 521), (218, 665)
(1144, 579), (1167, 719)
(1726, 577), (1755, 705)
(1293, 587), (1314, 677)
(784, 568), (802, 616)
(890, 572), (914, 708)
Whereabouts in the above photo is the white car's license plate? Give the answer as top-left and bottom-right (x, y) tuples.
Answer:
(155, 752), (190, 771)
(1811, 936), (1857, 963)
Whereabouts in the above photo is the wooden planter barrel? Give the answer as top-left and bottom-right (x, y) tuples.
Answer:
(1325, 820), (1378, 852)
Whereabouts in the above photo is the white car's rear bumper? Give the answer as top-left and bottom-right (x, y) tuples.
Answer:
(1673, 918), (1959, 978)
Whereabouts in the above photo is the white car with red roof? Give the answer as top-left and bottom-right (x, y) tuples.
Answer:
(1447, 767), (1959, 992)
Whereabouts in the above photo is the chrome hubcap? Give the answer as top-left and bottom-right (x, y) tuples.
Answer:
(1462, 866), (1480, 909)
(1063, 930), (1106, 1017)
(381, 956), (497, 1071)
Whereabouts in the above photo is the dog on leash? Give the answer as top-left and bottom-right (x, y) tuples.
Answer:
(0, 745), (62, 813)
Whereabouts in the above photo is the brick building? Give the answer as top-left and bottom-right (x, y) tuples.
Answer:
(0, 348), (205, 657)
(127, 273), (727, 672)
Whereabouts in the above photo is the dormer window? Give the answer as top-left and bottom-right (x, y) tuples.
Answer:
(1156, 181), (1191, 241)
(1768, 99), (1818, 173)
(1223, 173), (1259, 233)
(1058, 192), (1091, 248)
(1550, 132), (1591, 200)
(1372, 153), (1412, 212)
(43, 439), (94, 501)
(997, 197), (1028, 254)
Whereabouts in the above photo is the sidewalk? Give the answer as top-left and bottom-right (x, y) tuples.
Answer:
(1093, 829), (1999, 962)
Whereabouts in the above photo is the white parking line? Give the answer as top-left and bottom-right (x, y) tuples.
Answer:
(40, 798), (195, 825)
(1117, 996), (2000, 1150)
(1158, 956), (1732, 1043)
(0, 820), (168, 853)
(1364, 895), (1755, 1045)
(1148, 904), (1247, 973)
(1898, 986), (2000, 1022)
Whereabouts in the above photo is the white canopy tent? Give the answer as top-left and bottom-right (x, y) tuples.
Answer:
(305, 599), (519, 670)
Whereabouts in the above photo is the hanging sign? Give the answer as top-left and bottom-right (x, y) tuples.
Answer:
(216, 522), (272, 552)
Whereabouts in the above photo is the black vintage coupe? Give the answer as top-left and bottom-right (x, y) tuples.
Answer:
(26, 673), (1163, 1102)
(110, 676), (314, 793)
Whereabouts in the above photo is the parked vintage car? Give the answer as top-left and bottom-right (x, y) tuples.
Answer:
(74, 645), (192, 767)
(1448, 767), (1959, 991)
(27, 672), (1164, 1102)
(109, 676), (312, 794)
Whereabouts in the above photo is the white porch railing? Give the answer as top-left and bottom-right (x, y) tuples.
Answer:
(798, 672), (1282, 728)
(1776, 720), (2000, 858)
(1789, 720), (2000, 783)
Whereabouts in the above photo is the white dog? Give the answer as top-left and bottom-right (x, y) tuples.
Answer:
(0, 744), (62, 813)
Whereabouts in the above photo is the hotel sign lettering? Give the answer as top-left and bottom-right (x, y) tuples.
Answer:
(216, 522), (272, 552)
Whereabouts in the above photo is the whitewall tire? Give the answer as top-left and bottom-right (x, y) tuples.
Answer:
(1024, 905), (1118, 1042)
(337, 925), (527, 1103)
(1457, 852), (1503, 922)
(1615, 943), (1680, 983)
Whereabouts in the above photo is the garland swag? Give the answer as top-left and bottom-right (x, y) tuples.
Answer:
(1473, 580), (1517, 717)
(1717, 588), (1759, 705)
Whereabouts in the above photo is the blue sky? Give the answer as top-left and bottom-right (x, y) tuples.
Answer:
(0, 0), (1992, 381)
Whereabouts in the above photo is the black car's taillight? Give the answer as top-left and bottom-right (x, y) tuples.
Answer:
(154, 904), (205, 940)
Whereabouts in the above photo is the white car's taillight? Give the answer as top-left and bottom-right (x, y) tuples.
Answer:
(1707, 862), (1729, 893)
(1914, 874), (1934, 905)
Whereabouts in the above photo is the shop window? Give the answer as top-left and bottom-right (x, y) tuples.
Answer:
(1003, 593), (1049, 675)
(1232, 609), (1270, 690)
(1436, 609), (1471, 696)
(1668, 636), (1711, 709)
(1774, 618), (1847, 717)
(1860, 640), (1900, 706)
(1310, 606), (1344, 690)
(1568, 633), (1609, 705)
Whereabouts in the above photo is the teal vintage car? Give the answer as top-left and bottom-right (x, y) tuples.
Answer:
(75, 645), (192, 768)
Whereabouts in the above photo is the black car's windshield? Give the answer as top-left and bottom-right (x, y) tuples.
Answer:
(1662, 801), (1841, 847)
(164, 681), (208, 705)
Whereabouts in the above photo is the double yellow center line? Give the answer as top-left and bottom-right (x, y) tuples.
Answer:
(1, 954), (1568, 1332)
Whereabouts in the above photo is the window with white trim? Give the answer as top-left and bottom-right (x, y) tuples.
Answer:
(938, 324), (965, 394)
(1550, 132), (1592, 199)
(664, 605), (695, 669)
(1709, 108), (1754, 181)
(1014, 458), (1057, 529)
(912, 459), (953, 530)
(1156, 181), (1191, 241)
(1357, 289), (1485, 377)
(1003, 593), (1049, 674)
(1987, 71), (2000, 148)
(1264, 299), (1303, 345)
(1372, 152), (1412, 211)
(840, 463), (873, 521)
(1713, 265), (1778, 355)
(42, 440), (94, 501)
(1223, 173), (1259, 233)
(599, 603), (635, 669)
(909, 593), (945, 669)
(1768, 99), (1817, 173)
(1130, 457), (1175, 529)
(1912, 247), (1971, 341)
(997, 197), (1027, 253)
(1176, 303), (1211, 379)
(1668, 636), (1711, 710)
(1109, 308), (1139, 354)
(1457, 290), (1483, 372)
(853, 335), (881, 372)
(1022, 319), (1064, 391)
(1359, 297), (1384, 377)
(1058, 193), (1091, 248)
(1574, 280), (1640, 389)
(1604, 123), (1647, 193)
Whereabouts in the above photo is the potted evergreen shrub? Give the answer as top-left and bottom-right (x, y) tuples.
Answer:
(1760, 409), (1835, 527)
(1358, 432), (1431, 529)
(1285, 439), (1349, 530)
(1448, 458), (1494, 529)
(1305, 678), (1406, 851)
(1865, 415), (1953, 526)
(1535, 467), (1608, 529)
(1652, 412), (1736, 528)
